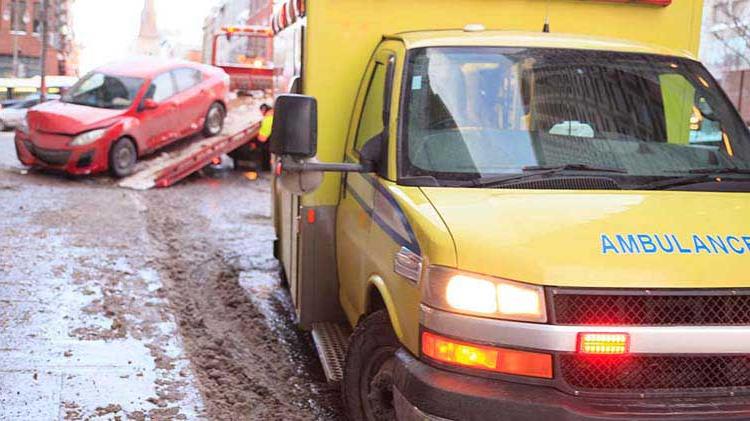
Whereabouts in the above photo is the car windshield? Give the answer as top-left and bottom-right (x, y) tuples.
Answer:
(402, 47), (750, 189)
(62, 72), (144, 110)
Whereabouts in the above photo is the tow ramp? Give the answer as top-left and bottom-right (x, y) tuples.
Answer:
(118, 98), (264, 190)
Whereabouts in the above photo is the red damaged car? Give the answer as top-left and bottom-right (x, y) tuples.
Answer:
(15, 58), (229, 177)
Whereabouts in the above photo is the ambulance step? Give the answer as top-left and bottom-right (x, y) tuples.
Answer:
(311, 322), (351, 383)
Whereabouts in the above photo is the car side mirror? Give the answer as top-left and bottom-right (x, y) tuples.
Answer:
(270, 94), (317, 158)
(142, 99), (159, 110)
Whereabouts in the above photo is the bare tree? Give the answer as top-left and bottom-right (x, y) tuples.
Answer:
(713, 2), (750, 68)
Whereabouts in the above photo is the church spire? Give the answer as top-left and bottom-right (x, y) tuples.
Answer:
(135, 0), (160, 55)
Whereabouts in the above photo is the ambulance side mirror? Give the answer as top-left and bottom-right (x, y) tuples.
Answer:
(270, 94), (318, 158)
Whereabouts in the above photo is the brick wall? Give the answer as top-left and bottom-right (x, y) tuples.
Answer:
(0, 0), (67, 76)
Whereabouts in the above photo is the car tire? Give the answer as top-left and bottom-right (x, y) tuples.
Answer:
(202, 102), (225, 137)
(0, 120), (6, 132)
(342, 309), (399, 421)
(109, 137), (137, 178)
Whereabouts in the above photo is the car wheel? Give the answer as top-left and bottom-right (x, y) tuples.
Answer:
(109, 137), (137, 178)
(342, 309), (399, 421)
(0, 120), (6, 131)
(202, 102), (225, 137)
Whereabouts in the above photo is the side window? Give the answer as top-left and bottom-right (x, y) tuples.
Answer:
(355, 63), (387, 151)
(661, 74), (724, 147)
(147, 72), (176, 102)
(173, 68), (203, 92)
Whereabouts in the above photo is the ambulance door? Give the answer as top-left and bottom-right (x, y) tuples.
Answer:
(336, 50), (395, 318)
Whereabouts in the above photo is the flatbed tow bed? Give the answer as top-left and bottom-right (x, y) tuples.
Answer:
(118, 98), (264, 190)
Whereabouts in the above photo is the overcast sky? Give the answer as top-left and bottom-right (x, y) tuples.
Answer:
(72, 0), (221, 74)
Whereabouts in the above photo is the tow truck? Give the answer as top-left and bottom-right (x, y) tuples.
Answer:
(269, 0), (750, 420)
(118, 25), (276, 189)
(210, 25), (275, 94)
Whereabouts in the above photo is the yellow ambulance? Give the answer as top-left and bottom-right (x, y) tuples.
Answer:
(270, 0), (750, 419)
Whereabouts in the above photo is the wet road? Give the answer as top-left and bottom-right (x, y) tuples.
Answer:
(0, 132), (344, 420)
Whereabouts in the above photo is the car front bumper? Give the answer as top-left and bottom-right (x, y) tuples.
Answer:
(392, 349), (750, 421)
(14, 130), (110, 175)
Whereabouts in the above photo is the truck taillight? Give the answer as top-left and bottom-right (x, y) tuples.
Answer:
(577, 333), (630, 355)
(422, 332), (553, 378)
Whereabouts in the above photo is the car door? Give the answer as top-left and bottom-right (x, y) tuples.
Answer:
(336, 50), (395, 313)
(171, 67), (206, 138)
(141, 71), (179, 151)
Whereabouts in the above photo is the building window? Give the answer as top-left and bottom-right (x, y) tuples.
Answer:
(32, 1), (42, 34)
(10, 0), (28, 34)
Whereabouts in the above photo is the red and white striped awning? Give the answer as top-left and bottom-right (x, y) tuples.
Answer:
(271, 0), (305, 34)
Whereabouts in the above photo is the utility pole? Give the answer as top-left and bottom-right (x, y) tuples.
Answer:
(39, 0), (49, 101)
(12, 22), (18, 76)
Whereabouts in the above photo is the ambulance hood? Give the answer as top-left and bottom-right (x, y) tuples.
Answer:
(420, 188), (750, 288)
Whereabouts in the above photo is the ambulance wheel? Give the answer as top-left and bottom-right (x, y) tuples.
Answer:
(203, 102), (225, 137)
(109, 137), (137, 178)
(342, 309), (399, 421)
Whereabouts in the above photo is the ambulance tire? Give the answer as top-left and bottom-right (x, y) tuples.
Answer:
(203, 102), (225, 137)
(342, 309), (399, 421)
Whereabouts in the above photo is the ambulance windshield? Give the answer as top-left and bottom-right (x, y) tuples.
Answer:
(402, 47), (750, 190)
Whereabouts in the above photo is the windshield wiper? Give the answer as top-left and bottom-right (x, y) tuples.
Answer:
(638, 167), (750, 190)
(684, 167), (750, 175)
(638, 171), (750, 190)
(522, 164), (628, 173)
(469, 164), (627, 188)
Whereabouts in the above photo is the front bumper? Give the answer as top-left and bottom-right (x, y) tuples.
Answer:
(14, 131), (109, 175)
(393, 349), (750, 421)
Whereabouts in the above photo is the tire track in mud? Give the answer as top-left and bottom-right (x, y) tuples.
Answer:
(143, 188), (344, 420)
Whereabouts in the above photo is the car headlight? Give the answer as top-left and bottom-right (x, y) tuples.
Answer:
(422, 266), (547, 323)
(70, 128), (107, 146)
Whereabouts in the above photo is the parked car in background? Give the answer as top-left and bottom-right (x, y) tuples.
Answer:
(15, 57), (229, 177)
(0, 94), (60, 131)
(0, 98), (22, 109)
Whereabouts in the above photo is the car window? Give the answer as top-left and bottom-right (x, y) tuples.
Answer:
(62, 72), (143, 109)
(9, 98), (38, 109)
(22, 99), (40, 108)
(355, 63), (386, 151)
(173, 68), (203, 93)
(147, 72), (177, 102)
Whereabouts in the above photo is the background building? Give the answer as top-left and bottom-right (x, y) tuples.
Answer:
(0, 0), (77, 77)
(701, 0), (750, 122)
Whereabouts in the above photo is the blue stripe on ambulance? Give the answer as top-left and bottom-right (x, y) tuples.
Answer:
(345, 174), (421, 255)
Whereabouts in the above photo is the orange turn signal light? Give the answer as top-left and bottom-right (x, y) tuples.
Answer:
(422, 332), (552, 379)
(577, 333), (629, 355)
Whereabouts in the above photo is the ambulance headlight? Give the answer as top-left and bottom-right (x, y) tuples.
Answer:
(422, 266), (547, 323)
